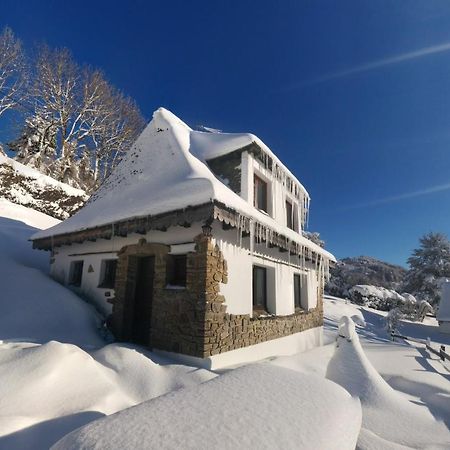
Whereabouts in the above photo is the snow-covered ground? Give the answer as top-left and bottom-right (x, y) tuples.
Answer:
(0, 202), (449, 449)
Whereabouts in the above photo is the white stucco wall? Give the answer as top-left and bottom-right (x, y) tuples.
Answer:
(50, 224), (203, 316)
(242, 151), (302, 231)
(213, 225), (319, 317)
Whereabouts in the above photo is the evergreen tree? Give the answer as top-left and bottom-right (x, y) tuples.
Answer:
(404, 232), (450, 305)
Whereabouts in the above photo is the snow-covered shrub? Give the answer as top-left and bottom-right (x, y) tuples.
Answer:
(348, 285), (404, 311)
(385, 307), (403, 334)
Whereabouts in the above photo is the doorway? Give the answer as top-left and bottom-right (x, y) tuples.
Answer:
(131, 256), (155, 345)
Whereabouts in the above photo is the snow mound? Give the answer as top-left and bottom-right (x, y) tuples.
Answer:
(52, 363), (362, 450)
(0, 204), (103, 346)
(324, 295), (366, 326)
(0, 198), (60, 228)
(0, 341), (215, 449)
(326, 318), (450, 449)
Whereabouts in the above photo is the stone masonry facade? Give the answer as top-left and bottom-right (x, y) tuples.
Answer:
(110, 232), (323, 359)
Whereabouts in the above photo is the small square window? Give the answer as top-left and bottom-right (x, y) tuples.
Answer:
(99, 259), (117, 289)
(254, 174), (268, 213)
(166, 255), (187, 287)
(69, 260), (84, 287)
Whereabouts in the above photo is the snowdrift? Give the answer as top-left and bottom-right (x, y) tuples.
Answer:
(0, 342), (215, 449)
(326, 317), (450, 449)
(52, 363), (362, 450)
(0, 203), (103, 347)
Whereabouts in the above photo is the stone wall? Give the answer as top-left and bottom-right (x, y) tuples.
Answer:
(200, 236), (323, 357)
(110, 233), (323, 359)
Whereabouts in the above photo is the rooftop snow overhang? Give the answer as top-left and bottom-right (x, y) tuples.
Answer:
(31, 199), (334, 263)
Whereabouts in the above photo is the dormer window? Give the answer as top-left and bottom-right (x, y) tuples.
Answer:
(254, 174), (268, 213)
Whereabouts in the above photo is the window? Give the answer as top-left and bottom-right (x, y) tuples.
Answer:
(166, 254), (187, 287)
(99, 259), (117, 289)
(294, 273), (303, 309)
(69, 260), (84, 287)
(254, 174), (268, 213)
(253, 265), (267, 311)
(286, 200), (293, 230)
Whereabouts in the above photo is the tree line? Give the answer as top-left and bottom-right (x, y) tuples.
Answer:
(0, 27), (145, 191)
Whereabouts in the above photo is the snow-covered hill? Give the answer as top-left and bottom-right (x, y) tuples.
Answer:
(0, 150), (88, 220)
(327, 255), (406, 297)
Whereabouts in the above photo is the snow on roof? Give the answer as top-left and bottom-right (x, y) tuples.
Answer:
(51, 363), (361, 450)
(32, 108), (333, 261)
(0, 153), (85, 197)
(438, 281), (450, 321)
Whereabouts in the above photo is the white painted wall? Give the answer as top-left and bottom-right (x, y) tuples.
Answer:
(244, 152), (303, 231)
(213, 224), (319, 317)
(50, 219), (320, 321)
(50, 224), (202, 316)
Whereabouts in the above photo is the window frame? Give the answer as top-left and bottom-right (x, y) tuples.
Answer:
(253, 174), (268, 213)
(98, 259), (118, 289)
(286, 199), (294, 230)
(293, 273), (303, 310)
(69, 260), (84, 287)
(252, 265), (268, 313)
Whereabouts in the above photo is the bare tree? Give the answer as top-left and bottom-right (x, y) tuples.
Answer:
(16, 45), (145, 190)
(0, 27), (27, 117)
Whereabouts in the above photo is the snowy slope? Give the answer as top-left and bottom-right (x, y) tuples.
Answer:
(32, 108), (333, 262)
(0, 202), (103, 346)
(327, 317), (449, 449)
(0, 151), (87, 219)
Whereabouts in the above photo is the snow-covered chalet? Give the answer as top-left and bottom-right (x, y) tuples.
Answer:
(32, 108), (335, 368)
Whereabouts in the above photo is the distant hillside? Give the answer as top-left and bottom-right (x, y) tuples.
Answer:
(326, 255), (406, 297)
(0, 148), (88, 220)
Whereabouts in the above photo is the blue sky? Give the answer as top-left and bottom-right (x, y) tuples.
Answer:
(1, 0), (450, 266)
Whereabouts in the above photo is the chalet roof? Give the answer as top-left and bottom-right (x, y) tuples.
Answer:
(31, 108), (334, 262)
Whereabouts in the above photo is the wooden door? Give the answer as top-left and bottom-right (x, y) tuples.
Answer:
(131, 256), (154, 345)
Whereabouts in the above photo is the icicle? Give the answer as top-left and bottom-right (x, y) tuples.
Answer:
(250, 219), (255, 256)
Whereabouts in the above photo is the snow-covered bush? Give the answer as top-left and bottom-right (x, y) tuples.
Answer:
(348, 285), (433, 321)
(385, 307), (403, 334)
(348, 285), (404, 311)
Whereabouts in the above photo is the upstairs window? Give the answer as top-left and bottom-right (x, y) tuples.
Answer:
(99, 259), (118, 289)
(253, 265), (268, 312)
(254, 174), (268, 213)
(294, 273), (303, 309)
(69, 260), (84, 287)
(166, 254), (187, 287)
(286, 200), (294, 230)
